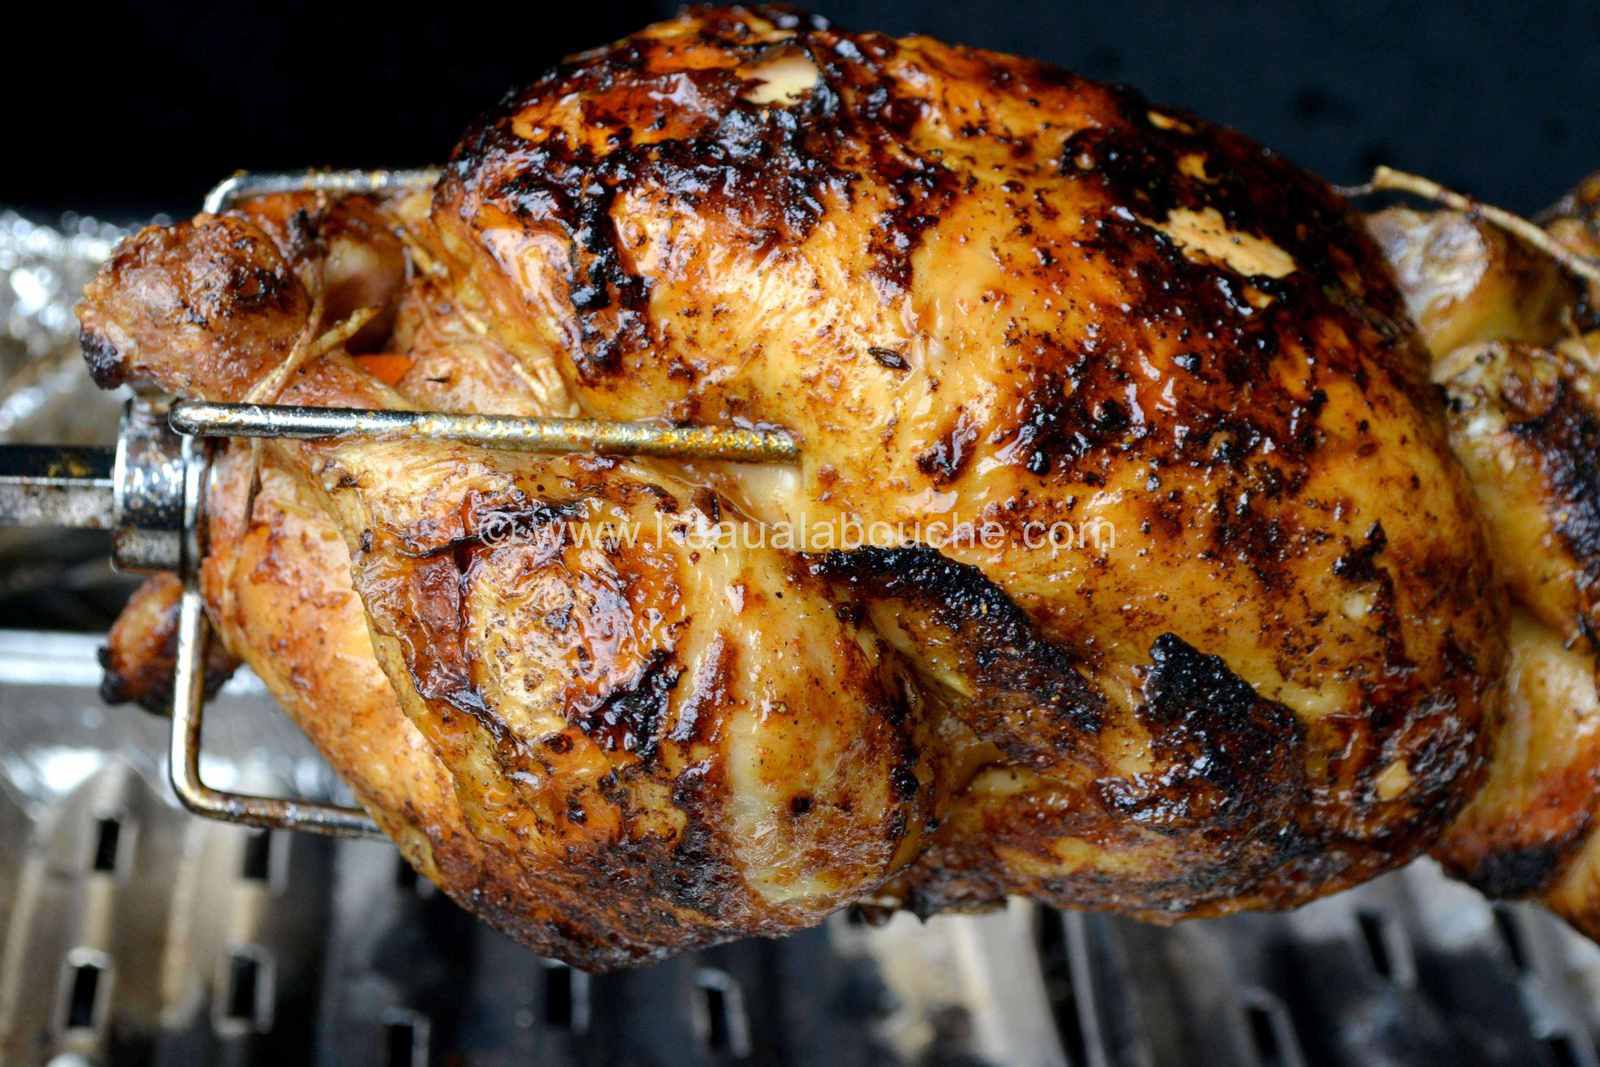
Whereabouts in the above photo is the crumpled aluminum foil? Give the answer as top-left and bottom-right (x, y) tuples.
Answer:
(0, 211), (140, 613)
(0, 209), (133, 444)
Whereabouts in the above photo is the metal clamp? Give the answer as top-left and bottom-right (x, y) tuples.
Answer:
(110, 397), (185, 572)
(161, 396), (386, 837)
(169, 576), (384, 838)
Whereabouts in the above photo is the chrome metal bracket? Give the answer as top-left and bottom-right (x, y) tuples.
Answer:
(168, 584), (384, 838)
(163, 405), (384, 838)
(110, 396), (184, 572)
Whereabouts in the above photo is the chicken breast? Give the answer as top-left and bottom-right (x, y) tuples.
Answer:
(79, 7), (1505, 966)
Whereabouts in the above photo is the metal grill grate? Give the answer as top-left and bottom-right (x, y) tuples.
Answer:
(2, 633), (1600, 1066)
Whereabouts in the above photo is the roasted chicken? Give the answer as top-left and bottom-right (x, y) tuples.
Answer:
(73, 6), (1600, 968)
(1369, 188), (1600, 934)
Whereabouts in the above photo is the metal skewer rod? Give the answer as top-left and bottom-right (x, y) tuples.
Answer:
(0, 445), (116, 528)
(170, 400), (801, 463)
(204, 167), (443, 213)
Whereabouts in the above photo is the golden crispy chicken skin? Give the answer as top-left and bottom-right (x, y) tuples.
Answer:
(79, 7), (1507, 965)
(1543, 171), (1600, 327)
(99, 573), (238, 713)
(1428, 334), (1600, 935)
(1370, 184), (1600, 938)
(1366, 207), (1576, 358)
(1433, 338), (1600, 647)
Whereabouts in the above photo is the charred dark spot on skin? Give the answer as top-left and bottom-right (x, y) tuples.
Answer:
(1333, 521), (1388, 583)
(219, 262), (294, 317)
(664, 759), (748, 915)
(1095, 633), (1306, 838)
(187, 226), (303, 328)
(99, 642), (235, 715)
(897, 860), (1008, 922)
(97, 581), (238, 714)
(78, 328), (125, 388)
(491, 139), (654, 380)
(916, 408), (979, 484)
(669, 635), (735, 744)
(283, 207), (322, 261)
(571, 648), (683, 759)
(1505, 376), (1600, 636)
(889, 762), (920, 801)
(865, 135), (959, 297)
(1458, 841), (1575, 899)
(875, 664), (927, 825)
(807, 545), (1106, 764)
(996, 349), (1139, 479)
(1062, 89), (1374, 304)
(1210, 484), (1302, 589)
(465, 498), (589, 550)
(639, 483), (680, 514)
(868, 345), (909, 371)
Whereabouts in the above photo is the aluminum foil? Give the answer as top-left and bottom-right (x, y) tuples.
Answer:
(0, 210), (131, 444)
(0, 211), (141, 623)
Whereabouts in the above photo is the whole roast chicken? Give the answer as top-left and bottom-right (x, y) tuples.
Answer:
(75, 6), (1600, 968)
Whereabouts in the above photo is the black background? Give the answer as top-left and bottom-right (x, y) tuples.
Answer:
(5, 1), (1597, 220)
